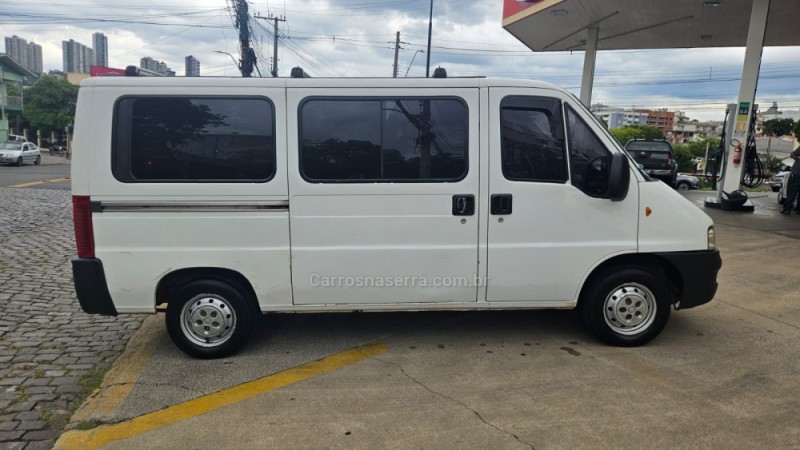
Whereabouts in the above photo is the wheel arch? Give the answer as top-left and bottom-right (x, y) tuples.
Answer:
(155, 267), (260, 314)
(577, 253), (683, 307)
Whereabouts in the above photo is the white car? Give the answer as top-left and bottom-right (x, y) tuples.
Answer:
(0, 141), (41, 166)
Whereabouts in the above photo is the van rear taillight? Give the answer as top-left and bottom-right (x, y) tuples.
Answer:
(72, 195), (95, 259)
(667, 153), (673, 166)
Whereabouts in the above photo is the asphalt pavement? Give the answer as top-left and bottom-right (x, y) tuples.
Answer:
(53, 188), (800, 449)
(0, 155), (71, 190)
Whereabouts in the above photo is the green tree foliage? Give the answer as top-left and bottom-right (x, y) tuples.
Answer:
(671, 146), (695, 173)
(794, 120), (800, 138)
(672, 138), (720, 174)
(763, 118), (795, 137)
(760, 153), (784, 173)
(608, 125), (664, 144)
(22, 76), (79, 135)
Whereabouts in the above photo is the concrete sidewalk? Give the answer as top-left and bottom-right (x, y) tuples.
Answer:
(54, 194), (800, 449)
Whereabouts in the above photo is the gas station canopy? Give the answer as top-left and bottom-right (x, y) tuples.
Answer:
(502, 0), (798, 51)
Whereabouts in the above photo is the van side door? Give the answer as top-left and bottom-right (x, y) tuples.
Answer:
(287, 88), (481, 305)
(485, 88), (639, 304)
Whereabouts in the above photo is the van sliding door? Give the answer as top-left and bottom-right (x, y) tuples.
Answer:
(287, 88), (481, 306)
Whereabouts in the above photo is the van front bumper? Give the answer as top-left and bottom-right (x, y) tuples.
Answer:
(656, 249), (721, 310)
(72, 257), (118, 316)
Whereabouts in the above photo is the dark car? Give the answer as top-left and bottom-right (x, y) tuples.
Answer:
(675, 173), (700, 191)
(624, 139), (678, 187)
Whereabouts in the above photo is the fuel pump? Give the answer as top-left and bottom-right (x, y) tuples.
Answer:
(703, 103), (757, 212)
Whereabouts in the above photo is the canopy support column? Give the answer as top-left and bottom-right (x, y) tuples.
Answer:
(720, 0), (770, 196)
(579, 27), (599, 107)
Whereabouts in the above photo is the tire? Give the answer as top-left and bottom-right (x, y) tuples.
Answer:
(676, 181), (690, 191)
(771, 186), (780, 192)
(166, 280), (254, 359)
(34, 155), (41, 165)
(581, 266), (671, 346)
(778, 193), (785, 205)
(16, 157), (23, 167)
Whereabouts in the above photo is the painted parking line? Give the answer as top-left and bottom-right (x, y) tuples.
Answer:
(55, 341), (388, 450)
(71, 316), (162, 422)
(9, 177), (70, 188)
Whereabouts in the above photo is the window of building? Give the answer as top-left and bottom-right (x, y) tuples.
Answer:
(113, 97), (275, 182)
(499, 96), (567, 183)
(299, 98), (467, 182)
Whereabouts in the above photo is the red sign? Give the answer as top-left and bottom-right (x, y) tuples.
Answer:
(90, 66), (126, 77)
(503, 0), (546, 20)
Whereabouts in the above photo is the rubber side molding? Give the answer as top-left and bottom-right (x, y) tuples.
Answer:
(72, 257), (118, 316)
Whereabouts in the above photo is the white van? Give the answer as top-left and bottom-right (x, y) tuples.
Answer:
(71, 75), (721, 358)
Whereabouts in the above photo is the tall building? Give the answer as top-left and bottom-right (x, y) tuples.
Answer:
(140, 56), (174, 76)
(185, 55), (200, 77)
(4, 35), (43, 75)
(62, 39), (94, 73)
(92, 32), (108, 68)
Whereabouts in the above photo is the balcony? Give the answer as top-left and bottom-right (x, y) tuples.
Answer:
(0, 95), (23, 111)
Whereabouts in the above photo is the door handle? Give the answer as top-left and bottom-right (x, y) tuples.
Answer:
(491, 194), (513, 215)
(452, 195), (475, 216)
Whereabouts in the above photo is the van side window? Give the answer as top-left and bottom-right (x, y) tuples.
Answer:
(300, 98), (467, 182)
(565, 104), (611, 197)
(500, 96), (567, 183)
(113, 97), (275, 182)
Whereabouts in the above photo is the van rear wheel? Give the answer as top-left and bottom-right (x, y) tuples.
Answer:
(166, 280), (254, 358)
(581, 267), (670, 346)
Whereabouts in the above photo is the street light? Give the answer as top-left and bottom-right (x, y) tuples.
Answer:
(214, 50), (240, 74)
(405, 50), (425, 77)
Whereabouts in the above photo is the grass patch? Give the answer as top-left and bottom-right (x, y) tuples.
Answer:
(33, 369), (45, 378)
(9, 393), (30, 405)
(75, 420), (101, 430)
(78, 368), (106, 396)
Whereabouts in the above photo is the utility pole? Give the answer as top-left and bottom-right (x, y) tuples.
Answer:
(392, 31), (400, 78)
(233, 0), (256, 77)
(255, 14), (286, 77)
(425, 0), (433, 77)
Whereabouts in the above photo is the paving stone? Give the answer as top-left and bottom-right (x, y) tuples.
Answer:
(4, 403), (34, 413)
(0, 421), (18, 431)
(16, 421), (45, 431)
(0, 441), (27, 450)
(0, 430), (25, 442)
(55, 384), (81, 394)
(25, 438), (55, 450)
(12, 411), (41, 422)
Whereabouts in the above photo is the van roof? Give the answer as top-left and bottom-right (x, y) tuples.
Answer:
(79, 76), (564, 92)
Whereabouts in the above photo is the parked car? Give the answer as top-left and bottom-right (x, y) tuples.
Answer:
(777, 162), (793, 205)
(624, 139), (678, 187)
(769, 165), (791, 192)
(70, 75), (720, 358)
(675, 173), (700, 191)
(0, 141), (41, 166)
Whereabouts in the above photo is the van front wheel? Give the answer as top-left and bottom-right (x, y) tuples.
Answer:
(581, 267), (670, 346)
(166, 280), (254, 358)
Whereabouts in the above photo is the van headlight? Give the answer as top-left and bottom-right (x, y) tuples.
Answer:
(707, 226), (716, 250)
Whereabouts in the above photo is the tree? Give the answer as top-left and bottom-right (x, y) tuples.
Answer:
(794, 120), (800, 138)
(763, 118), (795, 137)
(672, 145), (695, 173)
(608, 125), (663, 144)
(22, 76), (79, 136)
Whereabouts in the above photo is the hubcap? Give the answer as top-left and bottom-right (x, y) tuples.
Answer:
(180, 294), (237, 347)
(603, 283), (657, 335)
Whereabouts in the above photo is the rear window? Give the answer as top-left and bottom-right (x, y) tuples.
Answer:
(625, 141), (671, 152)
(113, 96), (276, 183)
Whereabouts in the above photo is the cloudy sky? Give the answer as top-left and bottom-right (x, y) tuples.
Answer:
(3, 0), (800, 121)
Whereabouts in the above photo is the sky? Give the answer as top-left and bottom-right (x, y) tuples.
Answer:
(2, 0), (800, 121)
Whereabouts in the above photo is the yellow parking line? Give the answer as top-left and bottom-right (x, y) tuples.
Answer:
(9, 177), (70, 188)
(71, 316), (161, 422)
(55, 341), (388, 450)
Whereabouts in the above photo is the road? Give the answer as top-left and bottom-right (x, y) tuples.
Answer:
(0, 160), (71, 190)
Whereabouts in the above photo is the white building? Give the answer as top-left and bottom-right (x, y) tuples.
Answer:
(93, 32), (108, 68)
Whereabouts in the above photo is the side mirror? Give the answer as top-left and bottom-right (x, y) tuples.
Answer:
(608, 153), (630, 202)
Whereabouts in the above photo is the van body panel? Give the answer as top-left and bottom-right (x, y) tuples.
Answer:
(638, 181), (712, 252)
(87, 85), (292, 311)
(71, 88), (92, 196)
(485, 88), (639, 302)
(287, 87), (481, 305)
